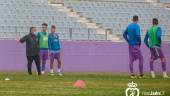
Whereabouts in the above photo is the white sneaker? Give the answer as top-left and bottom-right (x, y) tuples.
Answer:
(41, 71), (45, 75)
(130, 75), (135, 79)
(139, 75), (145, 79)
(50, 73), (54, 76)
(58, 72), (63, 76)
(151, 71), (156, 78)
(163, 72), (169, 78)
(57, 69), (63, 76)
(50, 69), (54, 76)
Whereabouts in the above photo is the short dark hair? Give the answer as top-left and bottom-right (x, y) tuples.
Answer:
(30, 27), (35, 33)
(51, 25), (56, 29)
(42, 23), (48, 27)
(133, 15), (139, 22)
(153, 18), (158, 25)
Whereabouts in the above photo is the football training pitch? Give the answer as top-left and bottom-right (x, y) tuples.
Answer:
(0, 72), (170, 96)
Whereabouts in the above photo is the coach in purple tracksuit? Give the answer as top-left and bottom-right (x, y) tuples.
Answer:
(123, 15), (144, 78)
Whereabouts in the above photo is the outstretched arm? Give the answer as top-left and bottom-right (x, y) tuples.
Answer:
(19, 35), (28, 43)
(16, 34), (20, 42)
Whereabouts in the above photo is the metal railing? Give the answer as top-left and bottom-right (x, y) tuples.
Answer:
(0, 26), (112, 41)
(0, 26), (170, 42)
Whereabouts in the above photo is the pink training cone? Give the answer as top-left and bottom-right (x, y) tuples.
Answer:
(73, 80), (86, 88)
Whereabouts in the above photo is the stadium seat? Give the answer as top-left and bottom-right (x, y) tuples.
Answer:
(62, 0), (170, 41)
(0, 0), (170, 41)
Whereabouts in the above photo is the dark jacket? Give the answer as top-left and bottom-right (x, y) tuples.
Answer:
(20, 33), (39, 56)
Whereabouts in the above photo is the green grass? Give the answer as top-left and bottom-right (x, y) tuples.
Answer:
(0, 72), (170, 96)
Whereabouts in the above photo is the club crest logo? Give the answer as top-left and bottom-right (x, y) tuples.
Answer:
(125, 81), (140, 96)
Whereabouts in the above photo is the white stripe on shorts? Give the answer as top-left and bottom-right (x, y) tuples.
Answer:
(155, 48), (160, 57)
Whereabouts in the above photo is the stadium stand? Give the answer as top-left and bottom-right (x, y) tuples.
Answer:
(52, 0), (170, 41)
(160, 0), (170, 3)
(0, 0), (170, 41)
(0, 0), (112, 41)
(160, 0), (170, 8)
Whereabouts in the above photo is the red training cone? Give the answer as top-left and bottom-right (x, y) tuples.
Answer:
(73, 80), (86, 88)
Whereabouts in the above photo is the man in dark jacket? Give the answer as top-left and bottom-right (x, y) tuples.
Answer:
(16, 27), (41, 75)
